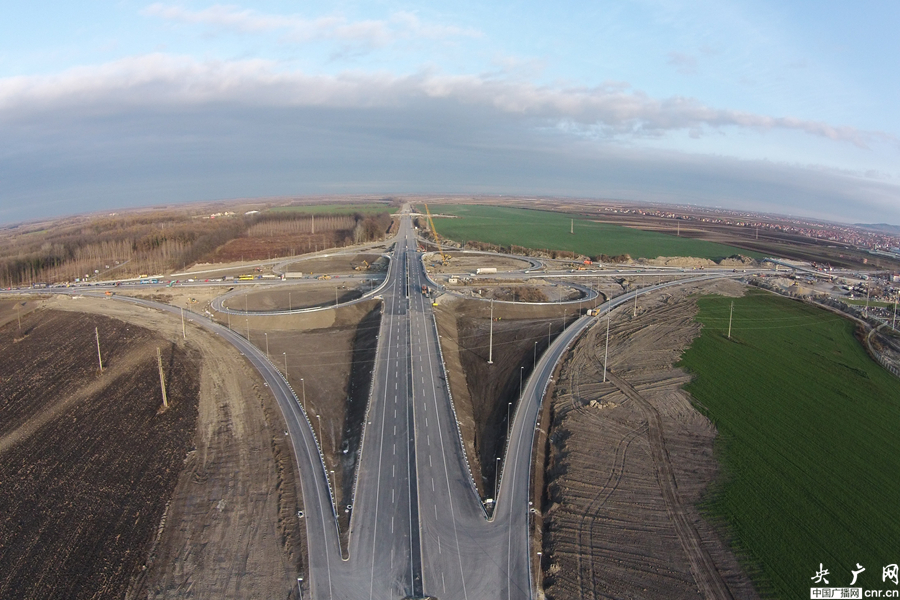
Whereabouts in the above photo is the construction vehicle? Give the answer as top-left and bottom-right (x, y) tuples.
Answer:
(317, 274), (332, 280)
(421, 284), (428, 295)
(423, 203), (449, 265)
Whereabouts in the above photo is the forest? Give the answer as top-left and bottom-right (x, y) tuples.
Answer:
(0, 205), (394, 287)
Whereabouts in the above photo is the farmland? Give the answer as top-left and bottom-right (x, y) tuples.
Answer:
(429, 204), (763, 260)
(0, 309), (199, 600)
(679, 291), (900, 598)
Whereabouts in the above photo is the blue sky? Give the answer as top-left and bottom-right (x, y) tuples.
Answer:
(1, 1), (898, 224)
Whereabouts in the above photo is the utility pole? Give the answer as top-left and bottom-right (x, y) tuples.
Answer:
(246, 318), (250, 341)
(95, 327), (103, 372)
(488, 299), (494, 364)
(570, 219), (574, 234)
(335, 287), (338, 306)
(157, 347), (168, 409)
(181, 306), (186, 340)
(289, 291), (292, 312)
(548, 322), (551, 346)
(633, 286), (638, 317)
(227, 312), (231, 330)
(603, 310), (610, 383)
(508, 401), (512, 442)
(534, 341), (537, 369)
(265, 332), (269, 358)
(677, 220), (680, 237)
(893, 298), (898, 331)
(16, 304), (21, 329)
(301, 378), (306, 411)
(283, 352), (288, 378)
(865, 286), (870, 318)
(728, 301), (734, 339)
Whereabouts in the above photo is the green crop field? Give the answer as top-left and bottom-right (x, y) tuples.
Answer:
(428, 204), (762, 260)
(269, 203), (394, 215)
(679, 290), (900, 598)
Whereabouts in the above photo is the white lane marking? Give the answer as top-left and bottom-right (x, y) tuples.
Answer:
(392, 488), (395, 502)
(394, 409), (397, 418)
(391, 516), (394, 533)
(392, 464), (395, 477)
(429, 454), (432, 467)
(427, 435), (430, 446)
(419, 306), (470, 600)
(425, 417), (428, 427)
(393, 425), (396, 435)
(393, 444), (396, 455)
(437, 534), (441, 554)
(431, 477), (435, 491)
(434, 504), (438, 518)
(443, 572), (446, 593)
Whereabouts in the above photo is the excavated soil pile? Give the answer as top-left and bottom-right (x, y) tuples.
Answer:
(0, 310), (199, 600)
(540, 280), (758, 600)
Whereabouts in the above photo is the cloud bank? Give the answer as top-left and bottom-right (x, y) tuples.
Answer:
(0, 54), (891, 150)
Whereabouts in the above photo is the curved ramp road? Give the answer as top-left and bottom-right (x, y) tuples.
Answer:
(3, 212), (757, 599)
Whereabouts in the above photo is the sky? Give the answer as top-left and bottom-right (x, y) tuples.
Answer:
(1, 1), (898, 225)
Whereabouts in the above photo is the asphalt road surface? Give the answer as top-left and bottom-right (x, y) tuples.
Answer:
(3, 213), (755, 600)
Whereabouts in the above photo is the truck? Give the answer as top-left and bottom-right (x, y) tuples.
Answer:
(421, 284), (428, 295)
(475, 267), (497, 275)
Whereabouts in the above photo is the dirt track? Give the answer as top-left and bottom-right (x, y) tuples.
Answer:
(540, 280), (758, 600)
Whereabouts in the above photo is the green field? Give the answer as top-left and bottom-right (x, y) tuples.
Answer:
(269, 203), (394, 215)
(428, 204), (762, 260)
(679, 290), (900, 598)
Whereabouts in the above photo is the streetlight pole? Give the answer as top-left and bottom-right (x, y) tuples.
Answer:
(289, 291), (292, 312)
(507, 401), (512, 442)
(316, 414), (322, 444)
(301, 378), (306, 412)
(603, 310), (610, 383)
(495, 457), (501, 503)
(283, 352), (287, 378)
(488, 299), (494, 364)
(519, 366), (523, 400)
(264, 332), (269, 358)
(534, 341), (537, 369)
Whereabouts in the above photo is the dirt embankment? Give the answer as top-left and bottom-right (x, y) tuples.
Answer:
(45, 295), (305, 599)
(225, 279), (380, 312)
(0, 309), (200, 600)
(434, 296), (576, 501)
(231, 299), (381, 551)
(539, 280), (758, 600)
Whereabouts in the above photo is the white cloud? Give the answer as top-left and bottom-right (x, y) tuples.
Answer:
(0, 53), (893, 152)
(666, 51), (697, 75)
(140, 4), (481, 47)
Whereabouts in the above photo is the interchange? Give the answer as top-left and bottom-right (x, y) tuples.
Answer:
(2, 211), (766, 599)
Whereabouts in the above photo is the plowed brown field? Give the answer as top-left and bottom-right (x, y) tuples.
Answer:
(0, 309), (199, 600)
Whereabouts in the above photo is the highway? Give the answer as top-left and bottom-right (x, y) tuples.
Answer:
(3, 213), (759, 599)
